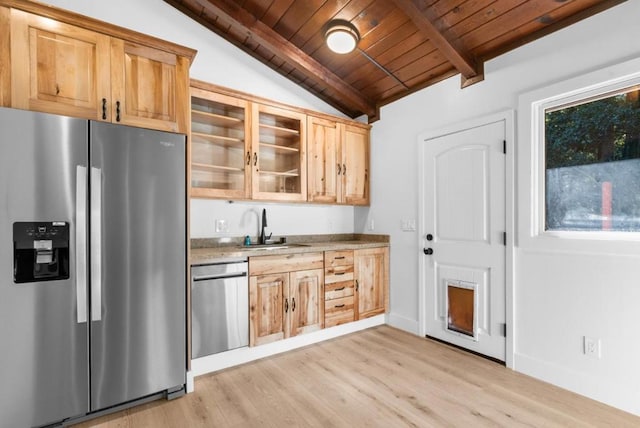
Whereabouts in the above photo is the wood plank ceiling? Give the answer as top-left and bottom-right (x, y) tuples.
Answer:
(165, 0), (626, 122)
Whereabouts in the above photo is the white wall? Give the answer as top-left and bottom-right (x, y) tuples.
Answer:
(191, 199), (354, 238)
(365, 1), (640, 415)
(42, 0), (356, 238)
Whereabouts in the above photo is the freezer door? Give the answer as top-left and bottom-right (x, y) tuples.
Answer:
(89, 122), (186, 410)
(0, 108), (89, 427)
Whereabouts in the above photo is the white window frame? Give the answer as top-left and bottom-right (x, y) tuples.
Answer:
(518, 57), (640, 251)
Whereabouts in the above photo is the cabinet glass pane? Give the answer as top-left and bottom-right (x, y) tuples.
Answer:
(258, 112), (301, 194)
(191, 96), (246, 191)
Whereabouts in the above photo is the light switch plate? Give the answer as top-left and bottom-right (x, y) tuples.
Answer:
(215, 219), (228, 233)
(401, 218), (416, 231)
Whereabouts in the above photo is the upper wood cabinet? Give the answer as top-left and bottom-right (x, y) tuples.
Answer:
(111, 39), (189, 132)
(3, 2), (195, 133)
(188, 81), (370, 205)
(307, 116), (370, 205)
(190, 88), (251, 199)
(307, 116), (341, 204)
(9, 9), (111, 120)
(252, 104), (307, 202)
(341, 124), (370, 205)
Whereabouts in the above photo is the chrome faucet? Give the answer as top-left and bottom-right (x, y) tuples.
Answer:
(259, 208), (272, 244)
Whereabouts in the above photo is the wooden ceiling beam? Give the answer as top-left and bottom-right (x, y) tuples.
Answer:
(391, 0), (483, 84)
(191, 0), (376, 118)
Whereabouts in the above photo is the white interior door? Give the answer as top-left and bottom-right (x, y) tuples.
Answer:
(421, 120), (506, 361)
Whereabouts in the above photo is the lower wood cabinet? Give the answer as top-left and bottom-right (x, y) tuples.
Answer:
(324, 247), (389, 326)
(324, 250), (355, 327)
(249, 246), (388, 346)
(249, 253), (324, 346)
(355, 247), (389, 319)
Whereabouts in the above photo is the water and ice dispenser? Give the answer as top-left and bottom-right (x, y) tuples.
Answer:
(13, 222), (70, 283)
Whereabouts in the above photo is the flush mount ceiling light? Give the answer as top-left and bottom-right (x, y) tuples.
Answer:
(325, 20), (360, 54)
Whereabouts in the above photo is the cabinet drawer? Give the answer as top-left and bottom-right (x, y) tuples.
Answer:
(325, 281), (354, 300)
(324, 250), (353, 267)
(324, 264), (354, 284)
(249, 252), (323, 276)
(324, 296), (355, 327)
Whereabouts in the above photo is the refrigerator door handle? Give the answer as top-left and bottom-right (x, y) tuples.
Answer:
(76, 166), (88, 323)
(90, 166), (102, 322)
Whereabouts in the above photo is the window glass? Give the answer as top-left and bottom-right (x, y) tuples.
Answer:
(545, 87), (640, 231)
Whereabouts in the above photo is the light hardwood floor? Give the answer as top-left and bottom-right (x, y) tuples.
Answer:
(73, 326), (640, 427)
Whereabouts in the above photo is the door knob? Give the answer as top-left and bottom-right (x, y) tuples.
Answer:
(423, 248), (433, 255)
(426, 234), (433, 241)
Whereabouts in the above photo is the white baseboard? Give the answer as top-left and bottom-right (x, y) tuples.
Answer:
(191, 315), (385, 380)
(386, 312), (420, 335)
(514, 352), (640, 416)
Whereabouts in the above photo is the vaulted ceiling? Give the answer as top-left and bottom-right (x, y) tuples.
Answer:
(165, 0), (625, 122)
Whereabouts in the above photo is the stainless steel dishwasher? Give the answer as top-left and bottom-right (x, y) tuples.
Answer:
(191, 258), (248, 358)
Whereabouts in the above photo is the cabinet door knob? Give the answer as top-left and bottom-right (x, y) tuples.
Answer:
(337, 163), (341, 175)
(423, 248), (433, 255)
(291, 297), (296, 312)
(115, 101), (121, 122)
(246, 151), (251, 165)
(102, 98), (107, 120)
(284, 298), (289, 313)
(355, 279), (359, 291)
(253, 152), (258, 166)
(342, 164), (346, 175)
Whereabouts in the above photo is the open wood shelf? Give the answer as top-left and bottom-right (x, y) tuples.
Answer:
(192, 162), (245, 173)
(259, 170), (300, 177)
(259, 123), (300, 137)
(192, 109), (244, 128)
(259, 142), (300, 153)
(192, 131), (244, 146)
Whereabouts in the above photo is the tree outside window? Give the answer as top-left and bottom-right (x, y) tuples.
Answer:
(545, 88), (640, 231)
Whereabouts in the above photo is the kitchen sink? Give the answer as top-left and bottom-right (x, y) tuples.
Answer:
(241, 243), (310, 251)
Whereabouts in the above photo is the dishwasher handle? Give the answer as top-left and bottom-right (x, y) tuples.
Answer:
(193, 272), (248, 282)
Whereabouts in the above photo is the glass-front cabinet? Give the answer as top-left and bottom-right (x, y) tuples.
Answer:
(251, 104), (307, 202)
(190, 89), (251, 199)
(188, 82), (368, 204)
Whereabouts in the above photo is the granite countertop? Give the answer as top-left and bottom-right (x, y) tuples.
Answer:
(190, 233), (389, 265)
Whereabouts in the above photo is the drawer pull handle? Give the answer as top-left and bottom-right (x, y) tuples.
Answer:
(335, 304), (345, 308)
(334, 256), (346, 260)
(335, 272), (345, 276)
(334, 286), (345, 291)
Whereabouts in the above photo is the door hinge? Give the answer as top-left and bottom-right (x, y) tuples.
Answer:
(503, 231), (507, 246)
(501, 323), (507, 337)
(503, 140), (507, 154)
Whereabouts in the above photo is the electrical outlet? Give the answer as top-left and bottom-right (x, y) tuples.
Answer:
(215, 219), (228, 233)
(583, 336), (601, 359)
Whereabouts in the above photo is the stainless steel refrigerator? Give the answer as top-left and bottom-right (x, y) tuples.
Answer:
(0, 107), (186, 427)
